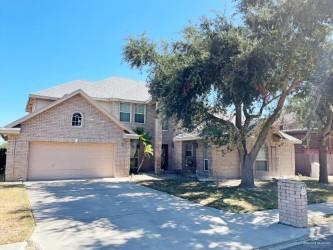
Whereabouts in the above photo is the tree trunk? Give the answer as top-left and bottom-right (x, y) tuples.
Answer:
(136, 158), (145, 173)
(319, 141), (329, 184)
(239, 154), (255, 188)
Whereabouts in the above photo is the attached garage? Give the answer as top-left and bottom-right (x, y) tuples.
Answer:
(28, 141), (116, 180)
(1, 91), (139, 181)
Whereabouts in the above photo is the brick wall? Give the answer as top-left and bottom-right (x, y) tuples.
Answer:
(278, 180), (308, 228)
(33, 97), (158, 172)
(5, 94), (131, 181)
(99, 101), (157, 172)
(154, 118), (162, 174)
(162, 119), (178, 170)
(173, 129), (296, 179)
(173, 141), (183, 171)
(285, 130), (333, 176)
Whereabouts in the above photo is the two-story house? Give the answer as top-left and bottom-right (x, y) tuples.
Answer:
(0, 77), (301, 181)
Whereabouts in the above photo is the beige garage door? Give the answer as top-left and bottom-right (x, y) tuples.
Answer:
(28, 142), (115, 180)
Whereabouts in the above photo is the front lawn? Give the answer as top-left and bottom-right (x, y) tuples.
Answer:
(138, 177), (333, 213)
(0, 185), (34, 245)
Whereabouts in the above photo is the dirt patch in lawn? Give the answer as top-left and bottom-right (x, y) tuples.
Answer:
(310, 213), (333, 225)
(0, 185), (34, 245)
(138, 177), (333, 213)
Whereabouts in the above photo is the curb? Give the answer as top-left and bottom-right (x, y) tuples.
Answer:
(258, 230), (309, 250)
(259, 224), (333, 250)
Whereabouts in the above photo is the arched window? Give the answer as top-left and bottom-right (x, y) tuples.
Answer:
(72, 113), (82, 127)
(255, 145), (268, 171)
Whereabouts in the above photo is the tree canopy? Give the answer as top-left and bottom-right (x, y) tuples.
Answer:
(124, 0), (333, 187)
(287, 43), (333, 183)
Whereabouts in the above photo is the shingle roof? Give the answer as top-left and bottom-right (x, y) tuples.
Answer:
(173, 129), (302, 144)
(32, 77), (150, 102)
(8, 89), (137, 135)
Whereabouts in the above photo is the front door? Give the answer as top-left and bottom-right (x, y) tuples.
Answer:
(184, 142), (196, 174)
(161, 144), (168, 171)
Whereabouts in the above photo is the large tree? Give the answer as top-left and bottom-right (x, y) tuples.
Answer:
(287, 44), (333, 183)
(124, 0), (333, 188)
(311, 75), (333, 184)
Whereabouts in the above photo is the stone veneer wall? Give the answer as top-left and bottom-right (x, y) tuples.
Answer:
(5, 94), (131, 181)
(278, 180), (308, 228)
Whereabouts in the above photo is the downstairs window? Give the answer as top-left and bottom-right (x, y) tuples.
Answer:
(255, 145), (268, 171)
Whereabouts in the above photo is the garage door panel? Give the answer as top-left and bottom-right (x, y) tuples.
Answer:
(28, 169), (110, 180)
(28, 142), (115, 180)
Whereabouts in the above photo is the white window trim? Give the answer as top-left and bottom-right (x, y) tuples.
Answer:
(134, 104), (146, 124)
(119, 102), (132, 123)
(72, 112), (83, 128)
(203, 146), (209, 171)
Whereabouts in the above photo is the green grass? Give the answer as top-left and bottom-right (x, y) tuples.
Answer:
(0, 185), (34, 245)
(138, 177), (333, 213)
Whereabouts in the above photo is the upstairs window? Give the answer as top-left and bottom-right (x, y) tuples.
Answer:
(255, 145), (268, 171)
(72, 113), (82, 127)
(135, 104), (145, 123)
(120, 103), (131, 122)
(203, 145), (209, 171)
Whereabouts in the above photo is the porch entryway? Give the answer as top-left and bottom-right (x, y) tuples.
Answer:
(183, 141), (197, 176)
(0, 148), (6, 181)
(161, 144), (168, 171)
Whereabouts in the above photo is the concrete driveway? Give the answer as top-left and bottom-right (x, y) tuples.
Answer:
(26, 179), (311, 250)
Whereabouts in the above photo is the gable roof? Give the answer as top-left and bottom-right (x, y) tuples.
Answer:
(31, 77), (150, 103)
(6, 89), (136, 134)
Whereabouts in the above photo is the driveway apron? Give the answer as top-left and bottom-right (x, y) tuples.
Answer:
(26, 180), (311, 250)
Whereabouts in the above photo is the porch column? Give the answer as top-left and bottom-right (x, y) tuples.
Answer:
(174, 141), (183, 171)
(154, 118), (162, 174)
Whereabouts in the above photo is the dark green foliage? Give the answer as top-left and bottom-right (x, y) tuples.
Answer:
(133, 127), (152, 145)
(287, 43), (333, 183)
(133, 127), (154, 173)
(287, 43), (333, 141)
(124, 0), (333, 187)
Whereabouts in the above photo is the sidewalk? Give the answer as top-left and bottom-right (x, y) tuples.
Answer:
(267, 202), (333, 249)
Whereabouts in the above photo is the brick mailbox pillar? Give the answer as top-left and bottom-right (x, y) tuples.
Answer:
(278, 180), (308, 228)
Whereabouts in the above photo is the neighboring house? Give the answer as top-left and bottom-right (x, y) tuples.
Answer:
(284, 129), (333, 176)
(0, 77), (301, 181)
